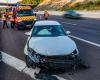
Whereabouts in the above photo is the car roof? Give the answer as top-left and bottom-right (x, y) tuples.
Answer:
(34, 20), (61, 26)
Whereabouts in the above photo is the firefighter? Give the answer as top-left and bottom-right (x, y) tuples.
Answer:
(10, 15), (15, 29)
(2, 13), (8, 29)
(43, 10), (49, 20)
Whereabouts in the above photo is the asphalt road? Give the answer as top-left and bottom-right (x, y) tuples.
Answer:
(0, 15), (100, 80)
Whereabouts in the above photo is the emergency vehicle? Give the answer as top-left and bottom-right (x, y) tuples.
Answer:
(7, 4), (37, 29)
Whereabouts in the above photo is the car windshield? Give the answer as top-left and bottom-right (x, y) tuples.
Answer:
(17, 9), (33, 16)
(69, 10), (75, 13)
(32, 25), (66, 37)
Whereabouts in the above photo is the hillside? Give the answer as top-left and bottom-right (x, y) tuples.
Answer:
(18, 0), (100, 10)
(34, 0), (85, 10)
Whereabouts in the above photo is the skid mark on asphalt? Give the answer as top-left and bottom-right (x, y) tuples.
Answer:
(1, 51), (67, 80)
(69, 35), (100, 48)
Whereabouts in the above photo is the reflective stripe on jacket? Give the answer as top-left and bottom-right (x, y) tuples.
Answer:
(2, 15), (6, 20)
(10, 17), (14, 21)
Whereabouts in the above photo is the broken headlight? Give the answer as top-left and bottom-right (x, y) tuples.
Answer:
(70, 49), (78, 58)
(28, 48), (45, 63)
(28, 48), (36, 54)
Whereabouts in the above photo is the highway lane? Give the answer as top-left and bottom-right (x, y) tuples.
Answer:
(48, 15), (100, 80)
(0, 29), (27, 61)
(0, 63), (33, 80)
(0, 28), (100, 80)
(0, 28), (34, 80)
(48, 15), (100, 44)
(58, 37), (100, 80)
(0, 16), (100, 80)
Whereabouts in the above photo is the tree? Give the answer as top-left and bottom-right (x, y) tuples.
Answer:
(19, 0), (44, 5)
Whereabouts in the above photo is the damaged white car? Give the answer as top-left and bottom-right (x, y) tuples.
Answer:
(24, 20), (83, 69)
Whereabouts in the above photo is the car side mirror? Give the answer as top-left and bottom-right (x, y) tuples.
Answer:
(25, 32), (31, 36)
(66, 31), (71, 35)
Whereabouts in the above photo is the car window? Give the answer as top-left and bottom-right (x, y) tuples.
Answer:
(17, 10), (34, 16)
(37, 29), (51, 35)
(32, 25), (66, 37)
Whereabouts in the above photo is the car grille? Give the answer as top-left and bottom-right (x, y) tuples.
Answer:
(45, 55), (73, 62)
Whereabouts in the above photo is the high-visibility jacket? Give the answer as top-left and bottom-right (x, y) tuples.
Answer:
(10, 16), (14, 21)
(2, 15), (6, 21)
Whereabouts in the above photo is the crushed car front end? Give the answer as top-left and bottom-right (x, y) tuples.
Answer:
(27, 48), (81, 69)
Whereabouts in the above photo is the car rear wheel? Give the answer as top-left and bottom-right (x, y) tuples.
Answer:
(25, 55), (36, 68)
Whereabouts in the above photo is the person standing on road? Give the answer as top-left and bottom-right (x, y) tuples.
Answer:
(2, 13), (9, 29)
(43, 10), (49, 20)
(10, 15), (15, 29)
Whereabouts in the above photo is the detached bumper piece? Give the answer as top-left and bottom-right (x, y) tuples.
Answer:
(16, 20), (34, 29)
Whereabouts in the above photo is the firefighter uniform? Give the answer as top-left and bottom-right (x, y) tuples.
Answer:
(2, 14), (8, 29)
(10, 16), (15, 29)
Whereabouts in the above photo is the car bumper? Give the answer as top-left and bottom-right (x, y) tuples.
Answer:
(30, 56), (80, 69)
(16, 20), (34, 29)
(40, 60), (76, 68)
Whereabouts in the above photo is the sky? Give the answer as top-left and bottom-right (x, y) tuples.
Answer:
(0, 0), (22, 3)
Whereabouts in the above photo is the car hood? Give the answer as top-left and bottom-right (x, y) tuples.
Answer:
(29, 36), (77, 56)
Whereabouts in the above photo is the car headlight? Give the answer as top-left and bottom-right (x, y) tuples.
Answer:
(28, 48), (45, 62)
(70, 49), (78, 57)
(17, 20), (22, 22)
(32, 53), (46, 63)
(72, 49), (77, 54)
(28, 48), (36, 54)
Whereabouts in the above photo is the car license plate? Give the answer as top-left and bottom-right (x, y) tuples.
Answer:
(27, 25), (31, 27)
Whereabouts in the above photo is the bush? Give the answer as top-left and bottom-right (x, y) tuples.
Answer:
(63, 0), (100, 10)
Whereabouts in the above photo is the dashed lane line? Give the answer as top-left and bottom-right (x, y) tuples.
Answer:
(62, 22), (77, 26)
(50, 16), (77, 26)
(1, 51), (67, 80)
(69, 35), (100, 48)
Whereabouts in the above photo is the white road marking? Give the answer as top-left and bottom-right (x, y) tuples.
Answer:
(69, 35), (100, 48)
(53, 17), (77, 26)
(62, 22), (77, 26)
(1, 51), (67, 80)
(2, 52), (26, 71)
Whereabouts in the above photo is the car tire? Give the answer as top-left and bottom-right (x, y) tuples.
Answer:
(25, 55), (36, 68)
